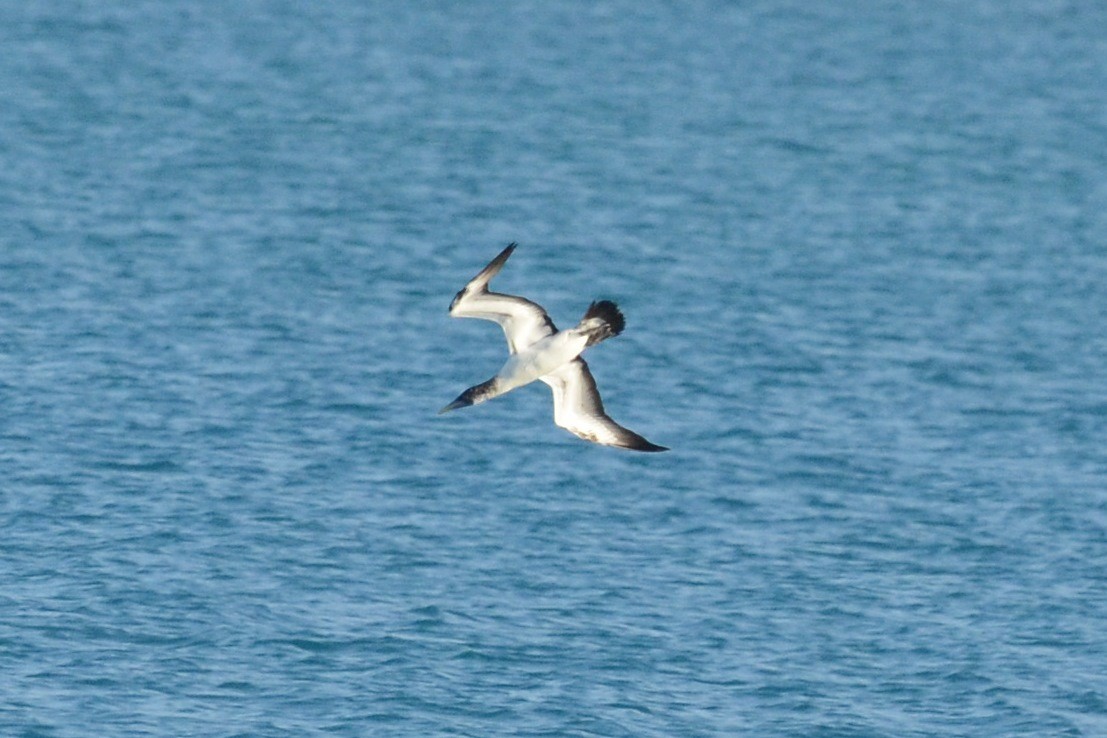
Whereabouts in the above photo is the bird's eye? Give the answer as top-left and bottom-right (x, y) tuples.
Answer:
(450, 289), (466, 310)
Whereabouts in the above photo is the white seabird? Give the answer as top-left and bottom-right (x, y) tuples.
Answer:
(439, 243), (668, 452)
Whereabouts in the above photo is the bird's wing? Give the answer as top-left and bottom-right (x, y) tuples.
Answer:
(449, 243), (556, 353)
(540, 359), (668, 452)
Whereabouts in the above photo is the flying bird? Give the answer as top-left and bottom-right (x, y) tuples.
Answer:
(439, 243), (667, 452)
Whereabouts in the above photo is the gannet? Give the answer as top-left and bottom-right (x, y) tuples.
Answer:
(439, 243), (668, 452)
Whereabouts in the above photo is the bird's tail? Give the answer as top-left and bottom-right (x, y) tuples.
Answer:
(439, 377), (499, 414)
(577, 300), (625, 348)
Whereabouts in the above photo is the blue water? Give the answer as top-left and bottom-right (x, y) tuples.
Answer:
(3, 1), (1106, 736)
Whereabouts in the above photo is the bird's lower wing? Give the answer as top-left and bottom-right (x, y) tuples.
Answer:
(540, 359), (668, 452)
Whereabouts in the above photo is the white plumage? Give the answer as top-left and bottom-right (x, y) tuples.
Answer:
(440, 244), (667, 452)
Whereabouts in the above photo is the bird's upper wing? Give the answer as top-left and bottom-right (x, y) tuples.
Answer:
(539, 358), (668, 452)
(449, 243), (556, 353)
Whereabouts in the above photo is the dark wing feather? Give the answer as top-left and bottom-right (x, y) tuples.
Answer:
(540, 359), (667, 452)
(449, 244), (556, 353)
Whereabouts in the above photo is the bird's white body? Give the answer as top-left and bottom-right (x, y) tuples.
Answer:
(495, 329), (590, 393)
(440, 244), (667, 452)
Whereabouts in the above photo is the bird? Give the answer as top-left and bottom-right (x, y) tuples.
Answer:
(439, 243), (668, 452)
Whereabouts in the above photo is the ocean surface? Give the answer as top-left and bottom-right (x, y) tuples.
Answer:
(2, 1), (1106, 736)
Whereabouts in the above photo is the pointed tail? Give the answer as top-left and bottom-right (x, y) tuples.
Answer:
(438, 377), (500, 414)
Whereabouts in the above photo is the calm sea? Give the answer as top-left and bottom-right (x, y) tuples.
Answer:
(2, 1), (1106, 736)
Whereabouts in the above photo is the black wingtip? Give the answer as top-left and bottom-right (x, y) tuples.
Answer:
(626, 439), (669, 452)
(455, 244), (519, 312)
(583, 300), (625, 337)
(476, 242), (517, 280)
